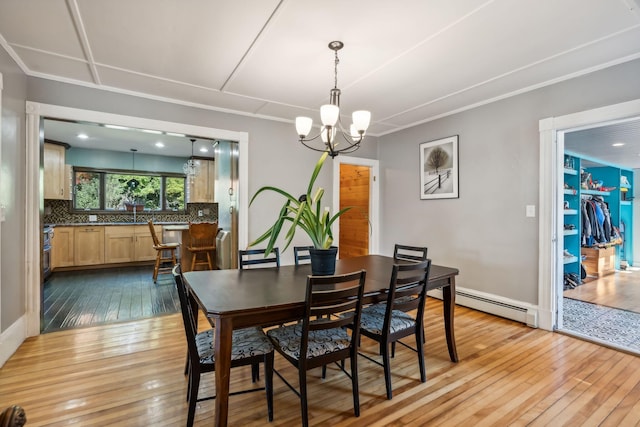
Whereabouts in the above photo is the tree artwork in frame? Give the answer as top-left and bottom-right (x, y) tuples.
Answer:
(419, 135), (459, 200)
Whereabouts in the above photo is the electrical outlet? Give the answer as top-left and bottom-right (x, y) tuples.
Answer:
(198, 210), (203, 217)
(89, 214), (98, 222)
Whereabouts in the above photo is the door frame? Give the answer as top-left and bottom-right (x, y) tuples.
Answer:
(24, 101), (249, 336)
(538, 98), (640, 331)
(332, 155), (380, 255)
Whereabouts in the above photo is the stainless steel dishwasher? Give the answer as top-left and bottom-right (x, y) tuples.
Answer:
(216, 230), (231, 269)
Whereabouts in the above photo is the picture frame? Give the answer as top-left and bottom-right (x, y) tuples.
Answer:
(419, 135), (459, 200)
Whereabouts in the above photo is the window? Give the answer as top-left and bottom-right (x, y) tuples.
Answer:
(73, 168), (185, 212)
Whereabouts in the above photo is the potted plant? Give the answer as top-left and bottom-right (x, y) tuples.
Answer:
(249, 152), (351, 275)
(122, 178), (145, 212)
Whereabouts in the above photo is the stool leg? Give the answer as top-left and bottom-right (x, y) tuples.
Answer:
(191, 252), (197, 271)
(206, 252), (213, 270)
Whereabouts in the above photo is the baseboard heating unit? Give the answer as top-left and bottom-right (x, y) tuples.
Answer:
(428, 288), (538, 328)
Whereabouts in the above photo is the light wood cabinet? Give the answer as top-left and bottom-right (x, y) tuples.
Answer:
(51, 226), (74, 269)
(62, 164), (73, 200)
(134, 225), (160, 261)
(44, 143), (66, 199)
(74, 226), (105, 266)
(187, 159), (215, 203)
(105, 226), (136, 263)
(104, 224), (160, 263)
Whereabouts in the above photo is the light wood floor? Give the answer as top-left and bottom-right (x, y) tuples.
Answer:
(564, 268), (640, 313)
(2, 299), (639, 426)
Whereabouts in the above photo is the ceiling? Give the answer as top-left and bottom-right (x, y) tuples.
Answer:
(2, 0), (640, 159)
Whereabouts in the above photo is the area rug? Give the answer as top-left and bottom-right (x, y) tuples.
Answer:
(562, 297), (640, 353)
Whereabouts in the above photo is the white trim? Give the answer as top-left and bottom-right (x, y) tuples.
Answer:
(0, 71), (3, 327)
(24, 102), (249, 335)
(0, 315), (27, 367)
(332, 156), (380, 255)
(538, 98), (640, 332)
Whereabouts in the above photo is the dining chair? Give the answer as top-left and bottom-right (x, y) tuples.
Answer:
(266, 270), (366, 427)
(172, 265), (274, 426)
(187, 222), (217, 271)
(238, 248), (280, 269)
(293, 246), (313, 265)
(356, 259), (431, 400)
(148, 220), (180, 283)
(393, 244), (428, 262)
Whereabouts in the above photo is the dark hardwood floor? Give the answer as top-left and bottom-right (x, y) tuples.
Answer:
(42, 266), (180, 333)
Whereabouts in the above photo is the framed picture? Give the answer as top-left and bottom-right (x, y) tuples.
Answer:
(419, 135), (459, 200)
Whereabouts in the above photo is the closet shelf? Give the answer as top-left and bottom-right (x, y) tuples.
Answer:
(581, 189), (611, 196)
(563, 189), (578, 195)
(564, 168), (578, 175)
(621, 201), (632, 206)
(563, 256), (579, 264)
(563, 229), (578, 236)
(564, 209), (578, 215)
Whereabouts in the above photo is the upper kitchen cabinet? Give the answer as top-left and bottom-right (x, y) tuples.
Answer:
(44, 142), (67, 200)
(187, 159), (215, 203)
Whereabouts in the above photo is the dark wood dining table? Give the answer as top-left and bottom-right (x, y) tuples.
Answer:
(183, 254), (459, 427)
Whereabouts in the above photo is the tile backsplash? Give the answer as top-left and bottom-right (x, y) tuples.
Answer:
(44, 199), (217, 224)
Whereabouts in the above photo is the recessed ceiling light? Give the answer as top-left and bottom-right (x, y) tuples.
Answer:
(612, 142), (625, 147)
(104, 124), (129, 130)
(155, 142), (165, 148)
(166, 132), (185, 137)
(141, 129), (162, 134)
(199, 147), (209, 153)
(77, 133), (89, 139)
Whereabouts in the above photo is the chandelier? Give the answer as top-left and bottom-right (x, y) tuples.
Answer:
(183, 138), (200, 181)
(295, 41), (371, 158)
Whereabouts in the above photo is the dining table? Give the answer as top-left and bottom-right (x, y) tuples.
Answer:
(183, 254), (459, 427)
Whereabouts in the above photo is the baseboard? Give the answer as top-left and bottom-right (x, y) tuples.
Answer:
(0, 314), (27, 367)
(428, 287), (539, 328)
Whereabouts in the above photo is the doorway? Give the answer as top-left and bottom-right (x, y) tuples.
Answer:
(538, 98), (640, 353)
(332, 156), (380, 256)
(24, 102), (250, 337)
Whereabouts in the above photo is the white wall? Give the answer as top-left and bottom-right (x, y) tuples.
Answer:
(378, 58), (640, 306)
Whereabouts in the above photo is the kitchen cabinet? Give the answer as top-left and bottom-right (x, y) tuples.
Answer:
(74, 226), (105, 266)
(104, 224), (160, 263)
(51, 226), (74, 269)
(105, 225), (136, 263)
(187, 159), (215, 203)
(44, 143), (67, 199)
(62, 164), (73, 200)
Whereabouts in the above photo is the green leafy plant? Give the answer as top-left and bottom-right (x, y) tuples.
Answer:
(249, 152), (351, 253)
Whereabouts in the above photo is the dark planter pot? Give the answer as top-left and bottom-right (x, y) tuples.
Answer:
(309, 246), (338, 276)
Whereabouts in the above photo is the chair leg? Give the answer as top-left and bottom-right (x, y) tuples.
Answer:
(252, 363), (260, 382)
(172, 248), (178, 266)
(153, 252), (161, 283)
(265, 353), (274, 422)
(206, 251), (213, 270)
(299, 368), (309, 427)
(321, 364), (327, 379)
(416, 327), (426, 383)
(186, 371), (199, 427)
(191, 252), (197, 271)
(350, 353), (360, 417)
(381, 342), (393, 400)
(391, 341), (396, 358)
(184, 352), (190, 376)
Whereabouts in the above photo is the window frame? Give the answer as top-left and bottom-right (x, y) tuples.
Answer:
(72, 166), (187, 213)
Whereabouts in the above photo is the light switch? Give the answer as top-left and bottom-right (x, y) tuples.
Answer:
(526, 205), (536, 217)
(89, 214), (97, 222)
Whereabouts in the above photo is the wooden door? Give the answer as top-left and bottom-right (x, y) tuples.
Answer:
(339, 164), (370, 258)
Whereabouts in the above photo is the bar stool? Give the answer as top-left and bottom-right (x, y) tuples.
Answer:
(148, 220), (180, 283)
(187, 222), (218, 271)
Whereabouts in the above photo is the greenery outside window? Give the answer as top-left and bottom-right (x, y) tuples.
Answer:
(73, 168), (185, 212)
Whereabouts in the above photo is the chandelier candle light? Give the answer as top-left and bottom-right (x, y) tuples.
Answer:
(183, 138), (200, 182)
(296, 41), (371, 158)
